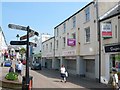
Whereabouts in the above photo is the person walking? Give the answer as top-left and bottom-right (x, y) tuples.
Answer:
(9, 66), (14, 73)
(18, 61), (23, 75)
(15, 60), (19, 73)
(60, 65), (66, 83)
(112, 68), (119, 89)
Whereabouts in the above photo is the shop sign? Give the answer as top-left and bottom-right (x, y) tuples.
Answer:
(105, 44), (120, 53)
(67, 38), (76, 46)
(101, 22), (112, 39)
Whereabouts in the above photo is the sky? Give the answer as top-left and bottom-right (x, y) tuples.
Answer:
(1, 1), (92, 45)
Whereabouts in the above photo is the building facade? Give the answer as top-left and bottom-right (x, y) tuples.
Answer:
(0, 27), (8, 62)
(99, 2), (120, 84)
(41, 1), (119, 83)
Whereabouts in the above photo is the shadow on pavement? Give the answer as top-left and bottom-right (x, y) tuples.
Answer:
(31, 68), (112, 89)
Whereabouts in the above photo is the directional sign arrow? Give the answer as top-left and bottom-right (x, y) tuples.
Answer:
(10, 41), (27, 45)
(20, 31), (38, 40)
(10, 41), (37, 47)
(8, 24), (27, 31)
(29, 42), (37, 47)
(8, 24), (39, 36)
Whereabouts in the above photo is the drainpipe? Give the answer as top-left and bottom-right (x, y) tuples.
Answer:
(95, 0), (101, 83)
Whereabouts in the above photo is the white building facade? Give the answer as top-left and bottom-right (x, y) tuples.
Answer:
(0, 27), (8, 62)
(42, 1), (119, 83)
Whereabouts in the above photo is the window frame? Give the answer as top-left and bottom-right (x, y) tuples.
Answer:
(85, 7), (90, 22)
(85, 27), (90, 43)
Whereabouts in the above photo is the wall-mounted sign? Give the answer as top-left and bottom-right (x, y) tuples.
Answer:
(67, 38), (76, 46)
(105, 44), (120, 53)
(101, 22), (112, 39)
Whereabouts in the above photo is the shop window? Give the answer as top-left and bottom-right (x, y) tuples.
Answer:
(86, 59), (95, 73)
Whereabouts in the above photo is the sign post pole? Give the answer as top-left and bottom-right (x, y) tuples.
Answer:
(26, 26), (30, 89)
(8, 24), (38, 90)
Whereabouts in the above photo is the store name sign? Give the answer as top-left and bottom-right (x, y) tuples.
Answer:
(105, 44), (120, 53)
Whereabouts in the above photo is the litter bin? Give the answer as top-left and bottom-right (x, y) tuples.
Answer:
(22, 76), (33, 90)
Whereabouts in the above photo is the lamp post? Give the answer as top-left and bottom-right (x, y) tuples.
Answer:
(16, 34), (19, 41)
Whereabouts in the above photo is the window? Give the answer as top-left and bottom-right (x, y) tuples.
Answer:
(85, 27), (90, 43)
(86, 59), (95, 73)
(63, 23), (66, 33)
(72, 33), (76, 39)
(56, 40), (58, 49)
(85, 7), (90, 22)
(115, 25), (117, 38)
(46, 44), (48, 50)
(50, 42), (52, 51)
(73, 16), (76, 28)
(63, 37), (66, 47)
(56, 28), (59, 37)
(43, 45), (44, 51)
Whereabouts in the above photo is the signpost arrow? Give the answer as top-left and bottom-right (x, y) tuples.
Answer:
(8, 24), (39, 36)
(10, 41), (27, 45)
(10, 41), (37, 47)
(20, 31), (38, 40)
(8, 24), (26, 31)
(29, 42), (37, 47)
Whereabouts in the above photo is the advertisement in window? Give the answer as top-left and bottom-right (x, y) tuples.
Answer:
(67, 39), (76, 46)
(101, 22), (112, 39)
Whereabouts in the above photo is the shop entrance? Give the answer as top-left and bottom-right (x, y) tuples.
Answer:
(110, 54), (120, 72)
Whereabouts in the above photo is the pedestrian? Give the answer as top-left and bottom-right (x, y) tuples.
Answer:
(60, 65), (66, 83)
(15, 60), (19, 73)
(112, 68), (120, 89)
(9, 66), (14, 73)
(18, 61), (23, 75)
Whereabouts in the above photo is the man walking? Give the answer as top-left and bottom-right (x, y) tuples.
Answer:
(18, 61), (23, 75)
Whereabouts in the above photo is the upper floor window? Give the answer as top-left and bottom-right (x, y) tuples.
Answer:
(85, 27), (90, 43)
(43, 45), (44, 51)
(115, 25), (117, 38)
(46, 44), (48, 50)
(72, 33), (76, 39)
(56, 40), (58, 49)
(85, 7), (90, 22)
(63, 37), (66, 48)
(63, 23), (66, 33)
(50, 42), (52, 51)
(55, 28), (59, 37)
(73, 16), (76, 28)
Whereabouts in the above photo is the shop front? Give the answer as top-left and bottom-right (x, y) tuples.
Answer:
(104, 43), (120, 81)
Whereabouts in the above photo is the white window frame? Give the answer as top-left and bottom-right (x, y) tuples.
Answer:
(85, 7), (90, 22)
(73, 16), (76, 28)
(63, 37), (66, 48)
(63, 23), (66, 33)
(85, 27), (90, 43)
(50, 42), (52, 52)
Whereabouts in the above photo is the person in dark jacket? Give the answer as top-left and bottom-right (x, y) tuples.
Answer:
(9, 66), (14, 73)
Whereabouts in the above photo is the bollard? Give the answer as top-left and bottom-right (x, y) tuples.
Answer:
(22, 76), (33, 90)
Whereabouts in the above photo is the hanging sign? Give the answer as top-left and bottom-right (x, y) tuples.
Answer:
(101, 22), (112, 39)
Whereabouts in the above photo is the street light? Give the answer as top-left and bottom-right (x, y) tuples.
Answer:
(16, 34), (19, 41)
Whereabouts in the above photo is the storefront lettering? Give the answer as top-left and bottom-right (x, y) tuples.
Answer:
(105, 44), (120, 53)
(110, 47), (120, 51)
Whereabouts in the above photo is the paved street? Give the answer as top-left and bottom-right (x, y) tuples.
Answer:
(30, 68), (111, 89)
(0, 60), (112, 89)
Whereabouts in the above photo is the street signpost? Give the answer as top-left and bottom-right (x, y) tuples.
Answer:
(20, 31), (38, 40)
(10, 41), (27, 45)
(10, 41), (37, 47)
(8, 24), (38, 90)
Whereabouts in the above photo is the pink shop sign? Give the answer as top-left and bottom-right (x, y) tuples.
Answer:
(67, 39), (76, 46)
